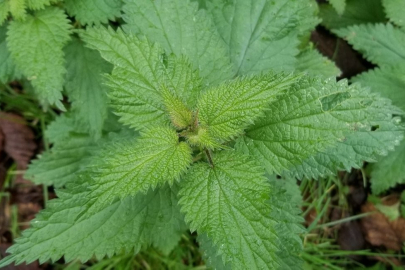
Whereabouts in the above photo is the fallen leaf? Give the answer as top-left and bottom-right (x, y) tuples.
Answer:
(0, 112), (36, 171)
(361, 202), (405, 251)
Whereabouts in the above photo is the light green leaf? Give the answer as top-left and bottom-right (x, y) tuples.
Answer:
(85, 127), (192, 216)
(335, 23), (405, 67)
(179, 151), (302, 270)
(0, 23), (21, 83)
(382, 0), (405, 28)
(327, 0), (346, 15)
(64, 37), (111, 138)
(206, 0), (319, 75)
(7, 8), (71, 110)
(25, 135), (96, 188)
(236, 78), (402, 176)
(295, 45), (341, 78)
(371, 140), (405, 194)
(0, 183), (186, 266)
(9, 0), (26, 21)
(319, 0), (385, 29)
(81, 27), (201, 130)
(197, 72), (301, 144)
(64, 0), (122, 25)
(123, 0), (232, 86)
(352, 64), (405, 111)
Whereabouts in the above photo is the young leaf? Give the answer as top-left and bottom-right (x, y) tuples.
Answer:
(7, 8), (71, 110)
(64, 37), (112, 138)
(84, 127), (192, 216)
(0, 183), (186, 266)
(122, 0), (232, 85)
(64, 0), (122, 25)
(179, 151), (302, 270)
(81, 27), (201, 130)
(319, 0), (385, 29)
(236, 77), (402, 176)
(295, 46), (341, 78)
(371, 140), (405, 194)
(335, 23), (405, 67)
(25, 135), (97, 188)
(206, 0), (319, 75)
(382, 0), (405, 28)
(197, 72), (301, 144)
(352, 64), (405, 111)
(0, 23), (21, 83)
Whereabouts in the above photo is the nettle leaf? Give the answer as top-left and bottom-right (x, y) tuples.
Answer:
(335, 23), (405, 67)
(25, 135), (97, 188)
(81, 27), (201, 130)
(352, 64), (405, 111)
(284, 117), (404, 179)
(206, 0), (319, 75)
(9, 0), (26, 21)
(25, 0), (55, 10)
(84, 127), (192, 216)
(382, 0), (405, 28)
(64, 0), (122, 26)
(123, 0), (232, 86)
(371, 140), (405, 194)
(0, 23), (21, 83)
(197, 72), (301, 144)
(7, 7), (71, 110)
(327, 0), (346, 15)
(64, 37), (112, 138)
(236, 77), (402, 176)
(0, 183), (186, 266)
(319, 0), (385, 29)
(295, 46), (341, 78)
(0, 1), (9, 25)
(179, 152), (303, 270)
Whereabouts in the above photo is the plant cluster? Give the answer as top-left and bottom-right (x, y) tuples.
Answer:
(0, 0), (404, 269)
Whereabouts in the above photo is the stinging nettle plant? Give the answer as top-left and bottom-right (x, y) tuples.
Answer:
(0, 0), (404, 269)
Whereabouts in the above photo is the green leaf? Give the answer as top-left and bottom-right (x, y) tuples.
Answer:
(295, 45), (341, 78)
(179, 151), (302, 270)
(382, 0), (405, 28)
(7, 8), (71, 110)
(81, 27), (201, 130)
(198, 234), (231, 270)
(0, 23), (21, 83)
(64, 0), (122, 25)
(64, 37), (111, 138)
(197, 72), (301, 145)
(122, 0), (232, 86)
(319, 0), (386, 29)
(327, 0), (346, 15)
(84, 127), (192, 216)
(206, 0), (319, 75)
(335, 23), (405, 67)
(9, 0), (26, 21)
(236, 77), (403, 176)
(25, 135), (97, 188)
(25, 0), (54, 10)
(352, 64), (405, 111)
(371, 140), (405, 194)
(0, 1), (9, 25)
(0, 183), (186, 266)
(284, 116), (404, 179)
